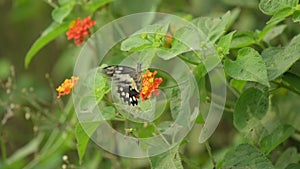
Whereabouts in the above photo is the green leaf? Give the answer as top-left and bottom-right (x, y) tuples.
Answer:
(158, 26), (193, 60)
(85, 0), (114, 13)
(76, 122), (101, 163)
(233, 87), (269, 131)
(83, 70), (111, 100)
(226, 8), (242, 29)
(230, 79), (247, 93)
(0, 59), (11, 79)
(192, 11), (232, 43)
(292, 10), (300, 22)
(100, 106), (116, 120)
(262, 34), (300, 80)
(121, 36), (153, 52)
(224, 47), (270, 86)
(6, 134), (44, 165)
(223, 144), (274, 169)
(84, 151), (103, 169)
(51, 3), (74, 23)
(283, 73), (300, 92)
(24, 22), (69, 68)
(217, 31), (235, 57)
(230, 32), (256, 49)
(150, 145), (183, 169)
(267, 7), (295, 25)
(120, 24), (169, 52)
(195, 113), (205, 124)
(286, 164), (300, 169)
(194, 62), (207, 79)
(275, 147), (300, 169)
(259, 0), (298, 15)
(272, 91), (300, 131)
(170, 87), (181, 120)
(263, 25), (286, 43)
(58, 0), (74, 5)
(221, 0), (258, 8)
(289, 60), (300, 77)
(260, 125), (295, 154)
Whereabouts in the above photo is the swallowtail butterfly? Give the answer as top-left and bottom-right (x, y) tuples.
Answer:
(103, 63), (142, 106)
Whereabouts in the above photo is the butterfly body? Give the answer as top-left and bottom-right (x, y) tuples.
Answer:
(103, 64), (142, 106)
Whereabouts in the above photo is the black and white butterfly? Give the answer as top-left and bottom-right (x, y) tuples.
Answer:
(103, 63), (142, 106)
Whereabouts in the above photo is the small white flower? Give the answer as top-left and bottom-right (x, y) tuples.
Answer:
(62, 155), (68, 161)
(25, 112), (30, 120)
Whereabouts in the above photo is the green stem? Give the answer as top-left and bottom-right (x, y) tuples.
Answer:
(0, 135), (7, 164)
(45, 73), (64, 111)
(180, 153), (200, 169)
(226, 82), (240, 98)
(205, 141), (216, 168)
(43, 0), (59, 8)
(272, 81), (300, 96)
(102, 96), (117, 109)
(24, 97), (76, 169)
(158, 80), (189, 90)
(178, 55), (200, 65)
(256, 41), (266, 50)
(151, 123), (171, 146)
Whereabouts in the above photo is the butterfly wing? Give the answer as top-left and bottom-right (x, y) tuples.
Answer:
(103, 65), (141, 106)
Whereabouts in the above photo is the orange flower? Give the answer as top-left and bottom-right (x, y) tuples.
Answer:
(140, 70), (163, 101)
(165, 31), (173, 48)
(66, 16), (96, 46)
(56, 76), (79, 99)
(164, 26), (175, 48)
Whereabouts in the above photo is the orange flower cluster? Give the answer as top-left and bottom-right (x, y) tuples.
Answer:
(140, 70), (163, 101)
(56, 76), (79, 99)
(66, 16), (96, 46)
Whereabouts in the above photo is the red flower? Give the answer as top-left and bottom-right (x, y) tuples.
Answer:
(56, 76), (79, 99)
(140, 70), (163, 101)
(66, 16), (96, 46)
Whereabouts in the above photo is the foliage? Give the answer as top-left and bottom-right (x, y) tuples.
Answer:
(1, 0), (300, 169)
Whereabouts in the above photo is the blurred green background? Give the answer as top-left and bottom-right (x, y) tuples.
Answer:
(1, 0), (299, 169)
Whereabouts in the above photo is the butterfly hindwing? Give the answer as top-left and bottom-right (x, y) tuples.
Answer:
(103, 64), (141, 106)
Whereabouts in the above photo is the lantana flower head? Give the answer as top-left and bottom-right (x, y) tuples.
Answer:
(140, 70), (163, 101)
(56, 76), (79, 99)
(66, 16), (96, 46)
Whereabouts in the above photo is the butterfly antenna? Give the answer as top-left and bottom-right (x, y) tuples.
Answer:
(136, 63), (142, 73)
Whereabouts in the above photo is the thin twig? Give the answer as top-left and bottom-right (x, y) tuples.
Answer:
(205, 141), (217, 169)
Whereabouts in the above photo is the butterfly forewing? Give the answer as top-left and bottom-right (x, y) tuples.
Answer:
(103, 65), (141, 106)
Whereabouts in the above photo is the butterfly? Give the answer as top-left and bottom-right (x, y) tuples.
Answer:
(103, 63), (142, 106)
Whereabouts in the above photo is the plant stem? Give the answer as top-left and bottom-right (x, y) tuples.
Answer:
(272, 81), (300, 96)
(180, 153), (200, 169)
(43, 0), (59, 8)
(0, 135), (7, 164)
(205, 141), (216, 168)
(178, 55), (200, 65)
(226, 82), (240, 98)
